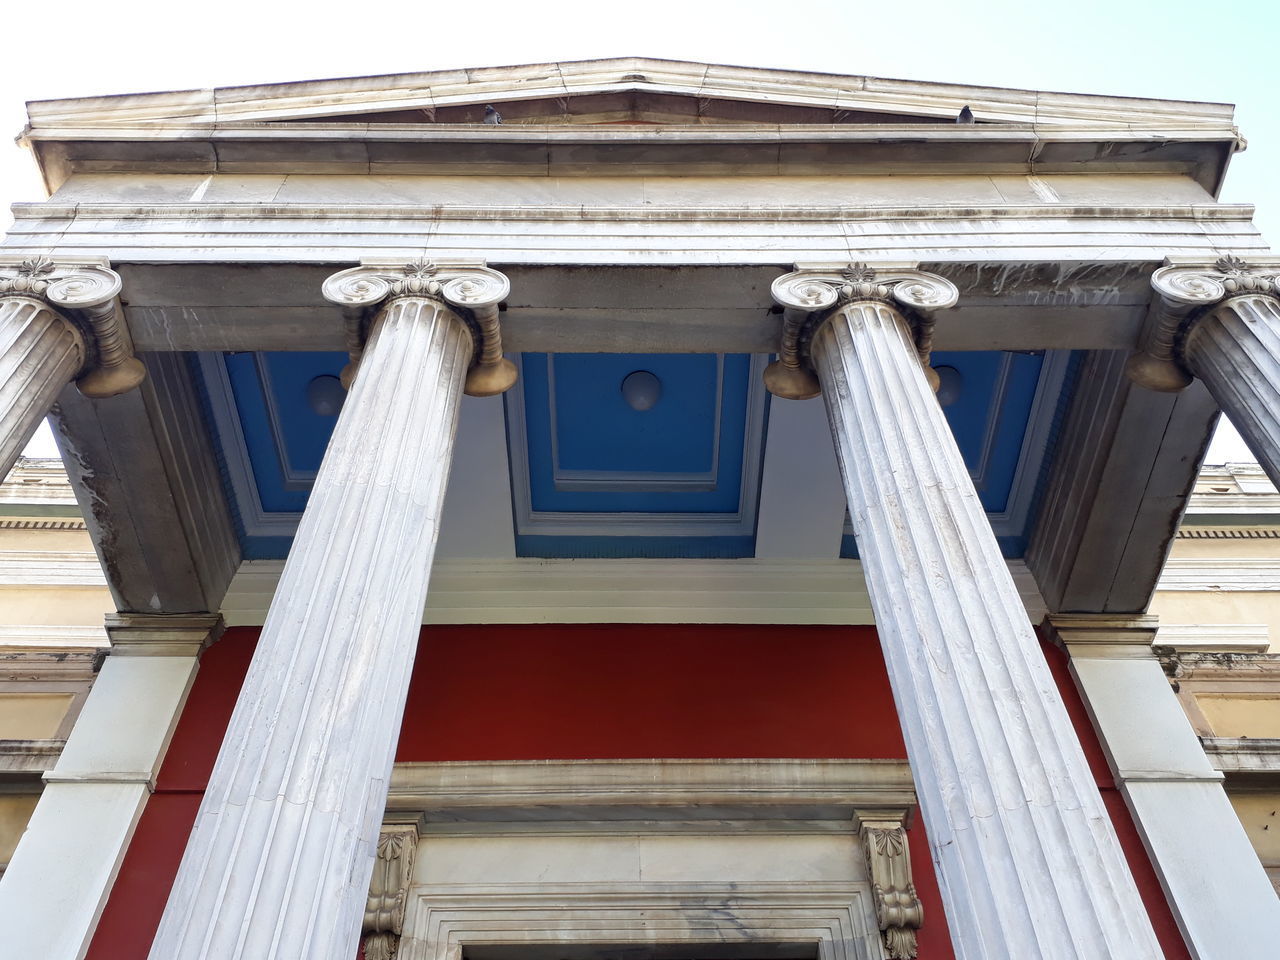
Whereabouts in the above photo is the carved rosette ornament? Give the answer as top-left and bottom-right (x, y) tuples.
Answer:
(765, 263), (958, 399)
(0, 255), (145, 398)
(1127, 254), (1280, 392)
(855, 811), (923, 960)
(323, 259), (516, 396)
(362, 826), (419, 960)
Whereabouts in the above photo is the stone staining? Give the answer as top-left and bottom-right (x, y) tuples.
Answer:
(1128, 255), (1280, 488)
(772, 265), (1164, 959)
(147, 264), (511, 960)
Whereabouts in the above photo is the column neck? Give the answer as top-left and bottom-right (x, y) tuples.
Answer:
(765, 262), (958, 399)
(323, 259), (516, 396)
(0, 255), (144, 398)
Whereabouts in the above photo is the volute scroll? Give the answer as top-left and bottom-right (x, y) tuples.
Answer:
(766, 262), (959, 400)
(323, 259), (516, 396)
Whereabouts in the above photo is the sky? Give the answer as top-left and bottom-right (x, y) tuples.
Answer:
(3, 0), (1274, 461)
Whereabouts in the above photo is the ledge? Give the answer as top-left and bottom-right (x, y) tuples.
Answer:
(385, 758), (916, 829)
(1202, 738), (1280, 777)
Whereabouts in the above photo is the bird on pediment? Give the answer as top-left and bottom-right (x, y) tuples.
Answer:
(483, 105), (503, 125)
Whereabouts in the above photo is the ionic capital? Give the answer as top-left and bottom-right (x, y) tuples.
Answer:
(323, 259), (516, 397)
(1127, 254), (1280, 392)
(0, 255), (145, 398)
(766, 262), (959, 399)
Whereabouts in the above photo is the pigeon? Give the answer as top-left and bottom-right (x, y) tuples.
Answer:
(483, 105), (503, 125)
(957, 105), (975, 124)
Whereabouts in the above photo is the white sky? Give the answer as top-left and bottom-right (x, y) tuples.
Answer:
(4, 0), (1274, 462)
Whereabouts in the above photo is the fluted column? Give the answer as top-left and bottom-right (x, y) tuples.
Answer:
(0, 297), (82, 475)
(0, 256), (143, 478)
(148, 261), (512, 960)
(1128, 255), (1280, 488)
(771, 265), (1163, 959)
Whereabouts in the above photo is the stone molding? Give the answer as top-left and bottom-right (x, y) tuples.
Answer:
(103, 614), (224, 658)
(384, 758), (917, 829)
(0, 256), (143, 398)
(363, 826), (418, 960)
(766, 261), (958, 399)
(1157, 649), (1280, 682)
(0, 551), (106, 586)
(1046, 614), (1161, 660)
(323, 259), (515, 396)
(1201, 738), (1280, 776)
(1127, 254), (1280, 392)
(378, 760), (919, 960)
(1157, 557), (1280, 591)
(1155, 623), (1270, 653)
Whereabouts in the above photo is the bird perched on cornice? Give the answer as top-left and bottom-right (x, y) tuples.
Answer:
(957, 105), (975, 124)
(484, 105), (503, 125)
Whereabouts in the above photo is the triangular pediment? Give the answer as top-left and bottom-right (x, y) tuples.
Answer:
(26, 57), (1234, 130)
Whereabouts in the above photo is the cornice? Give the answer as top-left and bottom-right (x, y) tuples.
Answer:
(9, 201), (1256, 225)
(24, 57), (1235, 129)
(20, 125), (1239, 194)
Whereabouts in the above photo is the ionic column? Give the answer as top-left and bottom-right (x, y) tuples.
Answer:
(1127, 255), (1280, 488)
(148, 261), (514, 960)
(0, 256), (144, 478)
(770, 264), (1163, 959)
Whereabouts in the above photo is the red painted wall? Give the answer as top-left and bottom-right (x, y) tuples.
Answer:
(85, 623), (1189, 959)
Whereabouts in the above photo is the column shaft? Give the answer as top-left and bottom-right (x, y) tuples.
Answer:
(812, 300), (1163, 959)
(1183, 294), (1280, 488)
(149, 296), (472, 960)
(0, 297), (83, 477)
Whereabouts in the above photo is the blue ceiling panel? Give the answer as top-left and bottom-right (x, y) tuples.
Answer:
(198, 344), (1069, 563)
(223, 351), (347, 514)
(520, 352), (752, 515)
(929, 349), (1045, 513)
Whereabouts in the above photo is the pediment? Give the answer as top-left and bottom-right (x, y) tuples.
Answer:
(26, 57), (1234, 130)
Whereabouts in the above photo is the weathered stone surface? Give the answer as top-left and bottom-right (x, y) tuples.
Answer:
(149, 291), (475, 960)
(812, 298), (1162, 958)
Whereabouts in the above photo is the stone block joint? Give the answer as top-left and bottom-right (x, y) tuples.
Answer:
(764, 262), (958, 399)
(323, 258), (516, 397)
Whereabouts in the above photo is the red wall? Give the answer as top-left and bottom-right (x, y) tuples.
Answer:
(85, 623), (1188, 959)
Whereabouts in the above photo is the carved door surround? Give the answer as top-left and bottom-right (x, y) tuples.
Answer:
(366, 758), (925, 960)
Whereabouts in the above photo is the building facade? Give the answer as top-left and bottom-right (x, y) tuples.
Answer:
(0, 58), (1278, 959)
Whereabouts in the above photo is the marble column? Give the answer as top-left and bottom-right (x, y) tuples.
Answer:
(1127, 255), (1280, 488)
(0, 256), (144, 478)
(148, 261), (511, 960)
(771, 265), (1163, 959)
